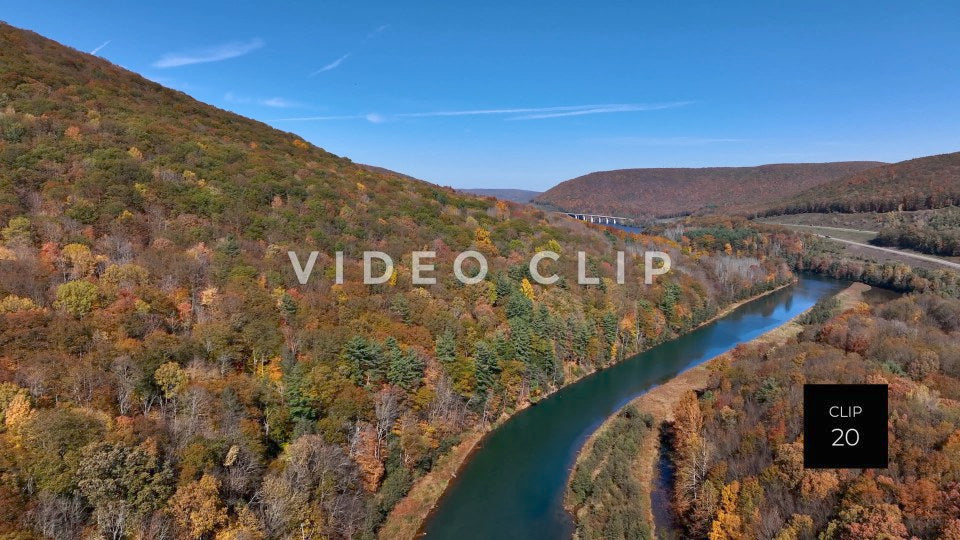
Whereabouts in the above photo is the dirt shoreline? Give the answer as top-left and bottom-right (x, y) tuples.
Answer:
(564, 281), (870, 536)
(378, 280), (798, 539)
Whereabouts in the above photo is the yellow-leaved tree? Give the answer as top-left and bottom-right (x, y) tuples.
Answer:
(708, 481), (742, 540)
(169, 473), (227, 539)
(520, 278), (535, 301)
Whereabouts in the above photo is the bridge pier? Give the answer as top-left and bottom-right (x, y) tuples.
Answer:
(562, 212), (632, 227)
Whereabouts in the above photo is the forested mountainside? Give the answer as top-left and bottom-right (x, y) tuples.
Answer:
(755, 151), (960, 216)
(533, 162), (883, 219)
(0, 24), (797, 539)
(566, 291), (960, 539)
(666, 293), (960, 539)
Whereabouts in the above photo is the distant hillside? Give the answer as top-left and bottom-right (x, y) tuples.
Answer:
(534, 162), (884, 218)
(356, 168), (542, 204)
(755, 151), (960, 216)
(459, 188), (541, 203)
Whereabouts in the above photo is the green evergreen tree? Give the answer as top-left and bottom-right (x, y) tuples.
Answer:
(220, 234), (240, 257)
(494, 274), (512, 304)
(602, 311), (618, 345)
(435, 330), (456, 366)
(494, 331), (514, 362)
(573, 321), (592, 362)
(506, 291), (533, 321)
(474, 341), (500, 395)
(531, 335), (560, 385)
(284, 360), (317, 423)
(77, 441), (174, 536)
(279, 292), (298, 321)
(342, 336), (385, 386)
(510, 318), (532, 366)
(532, 305), (550, 337)
(390, 293), (411, 323)
(386, 338), (424, 391)
(660, 282), (682, 314)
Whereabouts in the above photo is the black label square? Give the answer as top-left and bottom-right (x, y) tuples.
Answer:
(803, 384), (888, 468)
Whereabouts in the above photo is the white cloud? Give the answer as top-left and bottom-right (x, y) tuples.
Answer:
(153, 38), (264, 68)
(224, 91), (249, 103)
(311, 53), (351, 75)
(309, 25), (389, 76)
(90, 40), (111, 55)
(274, 114), (366, 121)
(275, 102), (693, 123)
(261, 97), (299, 108)
(367, 24), (390, 39)
(225, 92), (301, 108)
(395, 107), (555, 118)
(508, 102), (692, 120)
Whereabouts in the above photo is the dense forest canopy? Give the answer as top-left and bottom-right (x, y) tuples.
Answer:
(0, 23), (800, 539)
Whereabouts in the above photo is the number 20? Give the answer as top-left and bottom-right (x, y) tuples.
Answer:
(831, 428), (859, 446)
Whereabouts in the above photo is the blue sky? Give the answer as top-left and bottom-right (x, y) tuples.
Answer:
(5, 1), (960, 190)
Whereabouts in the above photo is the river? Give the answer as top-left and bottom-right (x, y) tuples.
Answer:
(421, 276), (845, 539)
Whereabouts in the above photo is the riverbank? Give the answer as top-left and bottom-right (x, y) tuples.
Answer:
(378, 429), (484, 539)
(564, 281), (870, 537)
(379, 279), (797, 539)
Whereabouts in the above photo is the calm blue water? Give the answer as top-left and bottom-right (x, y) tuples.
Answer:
(603, 222), (643, 234)
(422, 276), (845, 539)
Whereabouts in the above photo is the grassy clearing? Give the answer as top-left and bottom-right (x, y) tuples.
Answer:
(567, 406), (655, 539)
(760, 221), (878, 243)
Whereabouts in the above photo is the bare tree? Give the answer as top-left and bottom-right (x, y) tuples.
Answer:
(255, 435), (368, 538)
(222, 443), (264, 501)
(373, 387), (402, 459)
(429, 374), (466, 427)
(32, 493), (85, 540)
(111, 355), (140, 415)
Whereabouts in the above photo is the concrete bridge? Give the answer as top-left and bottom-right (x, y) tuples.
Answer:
(563, 212), (633, 225)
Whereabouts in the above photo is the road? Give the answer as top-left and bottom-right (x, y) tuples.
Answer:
(821, 236), (960, 271)
(765, 221), (960, 271)
(784, 224), (877, 235)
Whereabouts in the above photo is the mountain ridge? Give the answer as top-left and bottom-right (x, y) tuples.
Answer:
(534, 161), (886, 218)
(753, 150), (960, 216)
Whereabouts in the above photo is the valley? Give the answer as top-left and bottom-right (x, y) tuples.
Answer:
(565, 282), (871, 539)
(1, 6), (960, 540)
(421, 277), (844, 539)
(0, 22), (807, 540)
(565, 281), (960, 538)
